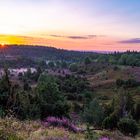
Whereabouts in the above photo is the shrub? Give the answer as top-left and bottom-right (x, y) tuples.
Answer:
(132, 103), (140, 121)
(125, 79), (139, 88)
(14, 90), (41, 120)
(102, 113), (119, 129)
(118, 118), (138, 136)
(37, 74), (70, 118)
(82, 99), (105, 126)
(0, 106), (5, 117)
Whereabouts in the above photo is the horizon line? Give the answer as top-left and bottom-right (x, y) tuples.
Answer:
(0, 44), (140, 54)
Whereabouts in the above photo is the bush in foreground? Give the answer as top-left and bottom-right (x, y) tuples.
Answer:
(118, 118), (138, 136)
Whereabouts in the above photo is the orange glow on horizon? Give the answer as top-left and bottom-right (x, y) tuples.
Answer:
(0, 34), (140, 52)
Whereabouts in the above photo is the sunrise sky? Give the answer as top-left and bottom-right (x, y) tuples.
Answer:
(0, 0), (140, 51)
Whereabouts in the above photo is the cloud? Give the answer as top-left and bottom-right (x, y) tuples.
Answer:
(119, 38), (140, 44)
(67, 36), (89, 39)
(50, 35), (63, 38)
(49, 34), (98, 40)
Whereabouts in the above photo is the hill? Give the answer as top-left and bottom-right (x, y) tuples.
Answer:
(0, 45), (93, 61)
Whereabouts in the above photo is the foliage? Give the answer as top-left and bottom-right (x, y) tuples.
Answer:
(2, 45), (140, 67)
(82, 99), (105, 126)
(0, 68), (11, 108)
(102, 112), (119, 129)
(132, 102), (140, 121)
(0, 68), (16, 118)
(0, 106), (5, 118)
(0, 71), (71, 120)
(118, 117), (138, 136)
(57, 75), (90, 94)
(14, 90), (41, 119)
(103, 99), (115, 117)
(116, 89), (134, 117)
(37, 74), (70, 118)
(103, 87), (136, 130)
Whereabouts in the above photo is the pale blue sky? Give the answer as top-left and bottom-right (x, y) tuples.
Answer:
(0, 0), (140, 37)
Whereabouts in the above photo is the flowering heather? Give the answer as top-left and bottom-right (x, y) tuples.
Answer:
(70, 112), (80, 124)
(43, 116), (82, 133)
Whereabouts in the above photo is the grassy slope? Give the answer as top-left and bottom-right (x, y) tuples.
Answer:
(87, 66), (140, 103)
(0, 117), (84, 140)
(0, 117), (139, 140)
